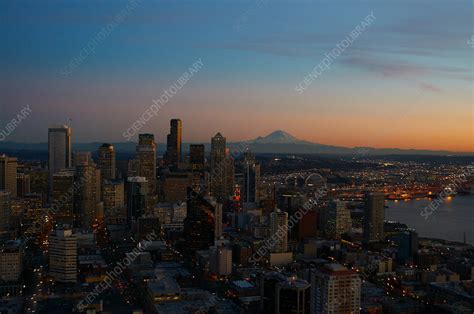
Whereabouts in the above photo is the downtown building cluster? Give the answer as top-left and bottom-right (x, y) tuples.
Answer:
(0, 120), (473, 313)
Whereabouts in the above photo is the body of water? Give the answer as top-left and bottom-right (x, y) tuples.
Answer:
(385, 195), (474, 245)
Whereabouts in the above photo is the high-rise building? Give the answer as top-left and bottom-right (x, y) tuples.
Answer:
(29, 169), (49, 205)
(270, 209), (288, 253)
(127, 177), (148, 224)
(165, 119), (182, 165)
(102, 179), (125, 224)
(189, 144), (206, 193)
(320, 200), (351, 239)
(215, 202), (223, 239)
(242, 151), (260, 203)
(98, 143), (116, 181)
(137, 134), (156, 193)
(397, 229), (419, 263)
(260, 273), (310, 314)
(16, 173), (30, 197)
(73, 151), (92, 166)
(162, 172), (190, 203)
(311, 263), (361, 314)
(48, 125), (72, 181)
(74, 163), (101, 227)
(363, 192), (385, 242)
(276, 278), (311, 314)
(212, 246), (232, 276)
(0, 191), (11, 233)
(51, 171), (75, 224)
(210, 133), (234, 201)
(49, 228), (77, 283)
(0, 240), (23, 282)
(205, 196), (223, 239)
(189, 144), (205, 171)
(0, 155), (17, 197)
(183, 188), (216, 253)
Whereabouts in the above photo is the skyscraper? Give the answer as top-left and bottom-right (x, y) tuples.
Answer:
(127, 177), (148, 224)
(49, 228), (77, 283)
(102, 179), (125, 224)
(212, 246), (232, 276)
(98, 143), (116, 181)
(363, 191), (385, 242)
(74, 163), (101, 227)
(0, 155), (18, 197)
(210, 133), (234, 201)
(320, 200), (352, 239)
(311, 264), (361, 314)
(397, 229), (419, 263)
(51, 171), (75, 224)
(0, 240), (23, 282)
(165, 119), (182, 166)
(73, 151), (92, 166)
(16, 173), (30, 197)
(189, 144), (205, 171)
(190, 144), (206, 192)
(183, 188), (216, 253)
(276, 278), (311, 314)
(136, 134), (156, 193)
(48, 125), (72, 181)
(0, 191), (11, 233)
(270, 209), (288, 253)
(242, 151), (260, 203)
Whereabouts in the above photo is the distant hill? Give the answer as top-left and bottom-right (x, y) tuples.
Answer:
(0, 130), (472, 156)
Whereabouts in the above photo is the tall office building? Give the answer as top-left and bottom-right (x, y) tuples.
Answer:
(311, 263), (361, 314)
(0, 155), (17, 197)
(127, 177), (148, 224)
(17, 173), (30, 197)
(136, 134), (156, 193)
(49, 228), (77, 283)
(98, 143), (116, 181)
(162, 172), (190, 203)
(73, 151), (92, 166)
(165, 119), (182, 165)
(205, 196), (223, 239)
(212, 246), (232, 276)
(276, 278), (311, 314)
(397, 229), (419, 263)
(270, 209), (288, 253)
(75, 163), (101, 227)
(48, 125), (72, 179)
(189, 144), (206, 193)
(0, 240), (23, 282)
(242, 151), (260, 203)
(210, 133), (234, 201)
(260, 273), (310, 314)
(51, 171), (75, 224)
(183, 188), (216, 253)
(0, 191), (11, 233)
(102, 179), (125, 224)
(29, 169), (49, 205)
(320, 200), (352, 239)
(363, 192), (385, 242)
(189, 144), (205, 171)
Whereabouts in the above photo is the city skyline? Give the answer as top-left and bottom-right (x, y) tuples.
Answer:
(1, 0), (472, 151)
(1, 2), (474, 312)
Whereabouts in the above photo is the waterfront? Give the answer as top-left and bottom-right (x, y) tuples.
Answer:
(386, 195), (474, 245)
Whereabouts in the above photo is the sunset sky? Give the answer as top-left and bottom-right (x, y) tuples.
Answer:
(1, 0), (473, 152)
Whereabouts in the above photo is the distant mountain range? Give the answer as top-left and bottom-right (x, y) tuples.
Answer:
(0, 130), (472, 156)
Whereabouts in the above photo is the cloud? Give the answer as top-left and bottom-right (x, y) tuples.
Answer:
(341, 56), (472, 81)
(418, 82), (441, 93)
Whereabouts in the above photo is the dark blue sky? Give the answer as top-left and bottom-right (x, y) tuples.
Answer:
(1, 0), (472, 151)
